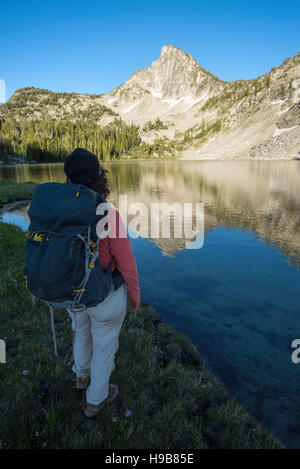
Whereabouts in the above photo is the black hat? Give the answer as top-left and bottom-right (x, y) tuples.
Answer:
(64, 148), (102, 185)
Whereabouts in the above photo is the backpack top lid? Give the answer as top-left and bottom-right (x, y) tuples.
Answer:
(28, 182), (105, 234)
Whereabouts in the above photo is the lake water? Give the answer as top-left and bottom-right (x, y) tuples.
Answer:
(1, 160), (300, 448)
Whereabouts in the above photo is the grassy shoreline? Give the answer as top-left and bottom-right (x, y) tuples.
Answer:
(0, 180), (39, 208)
(0, 182), (283, 449)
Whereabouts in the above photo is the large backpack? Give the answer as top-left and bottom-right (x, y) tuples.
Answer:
(25, 182), (119, 354)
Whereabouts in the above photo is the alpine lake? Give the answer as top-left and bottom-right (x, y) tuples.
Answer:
(0, 159), (299, 448)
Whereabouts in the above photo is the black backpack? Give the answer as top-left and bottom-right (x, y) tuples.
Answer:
(26, 182), (116, 311)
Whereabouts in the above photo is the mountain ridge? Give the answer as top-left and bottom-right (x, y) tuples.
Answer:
(1, 45), (300, 160)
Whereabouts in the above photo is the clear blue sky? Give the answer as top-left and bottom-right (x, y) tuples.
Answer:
(1, 0), (299, 100)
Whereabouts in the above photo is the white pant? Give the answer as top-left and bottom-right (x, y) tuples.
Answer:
(72, 284), (127, 405)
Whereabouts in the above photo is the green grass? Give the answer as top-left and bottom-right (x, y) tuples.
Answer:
(0, 221), (283, 449)
(0, 180), (39, 208)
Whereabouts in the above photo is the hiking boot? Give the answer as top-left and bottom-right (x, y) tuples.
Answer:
(76, 375), (89, 390)
(83, 383), (119, 418)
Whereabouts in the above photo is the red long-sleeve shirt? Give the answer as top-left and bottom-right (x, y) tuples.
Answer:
(97, 207), (140, 311)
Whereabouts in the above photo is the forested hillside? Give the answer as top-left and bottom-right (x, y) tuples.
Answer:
(0, 117), (173, 162)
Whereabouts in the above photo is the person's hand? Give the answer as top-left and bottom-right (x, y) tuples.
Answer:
(130, 298), (140, 312)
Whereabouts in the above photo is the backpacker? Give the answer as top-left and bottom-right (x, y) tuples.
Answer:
(25, 182), (119, 354)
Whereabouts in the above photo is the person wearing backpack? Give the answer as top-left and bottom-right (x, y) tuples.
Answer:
(26, 148), (140, 418)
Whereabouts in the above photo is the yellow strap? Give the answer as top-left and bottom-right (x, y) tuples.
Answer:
(73, 288), (86, 293)
(33, 233), (43, 242)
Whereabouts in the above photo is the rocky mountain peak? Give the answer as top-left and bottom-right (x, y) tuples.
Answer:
(160, 45), (189, 58)
(108, 45), (220, 106)
(150, 45), (219, 100)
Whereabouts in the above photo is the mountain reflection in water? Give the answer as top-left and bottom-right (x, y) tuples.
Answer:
(1, 160), (299, 265)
